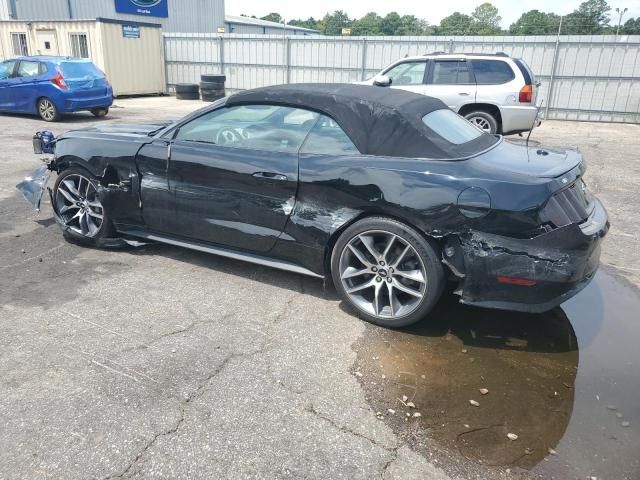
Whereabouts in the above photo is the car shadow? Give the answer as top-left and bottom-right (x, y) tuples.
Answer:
(0, 111), (121, 123)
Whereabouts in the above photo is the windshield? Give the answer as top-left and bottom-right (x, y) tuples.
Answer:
(59, 61), (103, 79)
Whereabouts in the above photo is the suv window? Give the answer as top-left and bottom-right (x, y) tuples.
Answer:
(301, 115), (359, 156)
(175, 105), (319, 153)
(16, 61), (40, 78)
(431, 60), (473, 85)
(384, 61), (427, 86)
(470, 60), (515, 84)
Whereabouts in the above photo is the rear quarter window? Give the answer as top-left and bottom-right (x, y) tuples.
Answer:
(470, 60), (515, 84)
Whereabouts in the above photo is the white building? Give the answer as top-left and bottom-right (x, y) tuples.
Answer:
(224, 15), (319, 36)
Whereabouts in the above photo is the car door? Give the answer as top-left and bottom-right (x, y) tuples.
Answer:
(424, 59), (477, 112)
(0, 60), (19, 110)
(166, 104), (318, 253)
(12, 60), (43, 112)
(383, 60), (429, 95)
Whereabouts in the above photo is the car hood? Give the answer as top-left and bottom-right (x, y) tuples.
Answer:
(57, 122), (174, 141)
(471, 138), (583, 179)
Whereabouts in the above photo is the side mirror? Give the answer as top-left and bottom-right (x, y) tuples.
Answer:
(373, 75), (392, 87)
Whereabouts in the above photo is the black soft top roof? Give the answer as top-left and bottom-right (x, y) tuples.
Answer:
(225, 84), (497, 159)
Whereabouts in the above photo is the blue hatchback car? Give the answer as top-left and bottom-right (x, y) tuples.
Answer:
(0, 56), (113, 122)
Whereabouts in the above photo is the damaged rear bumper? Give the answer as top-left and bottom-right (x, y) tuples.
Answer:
(451, 199), (609, 313)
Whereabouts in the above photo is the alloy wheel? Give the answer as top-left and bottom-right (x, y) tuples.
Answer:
(55, 174), (104, 237)
(338, 230), (428, 319)
(38, 99), (57, 121)
(469, 116), (492, 132)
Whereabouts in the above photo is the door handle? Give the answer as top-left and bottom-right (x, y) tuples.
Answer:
(252, 172), (288, 181)
(458, 92), (471, 96)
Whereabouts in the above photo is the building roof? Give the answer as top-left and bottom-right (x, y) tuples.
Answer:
(225, 15), (319, 33)
(225, 84), (497, 159)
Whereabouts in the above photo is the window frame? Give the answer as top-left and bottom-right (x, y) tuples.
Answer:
(10, 32), (29, 57)
(69, 32), (90, 59)
(382, 60), (429, 86)
(426, 59), (476, 86)
(469, 59), (515, 85)
(0, 60), (18, 80)
(299, 114), (361, 156)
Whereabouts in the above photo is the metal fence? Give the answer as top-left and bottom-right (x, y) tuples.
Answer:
(164, 33), (640, 124)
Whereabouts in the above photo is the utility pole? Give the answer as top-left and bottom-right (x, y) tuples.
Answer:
(616, 7), (628, 37)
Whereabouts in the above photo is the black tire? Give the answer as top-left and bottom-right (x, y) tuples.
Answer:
(200, 87), (225, 96)
(201, 74), (226, 83)
(331, 217), (444, 328)
(53, 166), (116, 247)
(175, 83), (199, 94)
(91, 107), (109, 118)
(201, 94), (225, 102)
(176, 91), (200, 100)
(200, 81), (225, 90)
(464, 110), (499, 134)
(37, 97), (61, 122)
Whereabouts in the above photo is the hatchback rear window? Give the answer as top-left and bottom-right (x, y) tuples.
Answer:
(422, 109), (484, 145)
(59, 61), (103, 79)
(470, 60), (515, 84)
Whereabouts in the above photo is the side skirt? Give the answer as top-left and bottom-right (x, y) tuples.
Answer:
(120, 228), (325, 280)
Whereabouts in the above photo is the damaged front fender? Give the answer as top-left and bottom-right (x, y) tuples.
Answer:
(16, 163), (56, 211)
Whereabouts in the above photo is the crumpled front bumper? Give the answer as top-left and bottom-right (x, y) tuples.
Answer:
(16, 164), (52, 211)
(453, 199), (609, 313)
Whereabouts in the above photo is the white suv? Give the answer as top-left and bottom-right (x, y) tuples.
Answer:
(362, 52), (540, 135)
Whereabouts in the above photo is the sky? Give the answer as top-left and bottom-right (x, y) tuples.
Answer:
(226, 1), (640, 29)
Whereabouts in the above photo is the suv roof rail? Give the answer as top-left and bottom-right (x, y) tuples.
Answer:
(424, 51), (512, 58)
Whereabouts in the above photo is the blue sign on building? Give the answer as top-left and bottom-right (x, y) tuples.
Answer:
(122, 25), (141, 38)
(114, 0), (169, 18)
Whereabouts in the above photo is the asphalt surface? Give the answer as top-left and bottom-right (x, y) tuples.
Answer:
(1, 98), (639, 480)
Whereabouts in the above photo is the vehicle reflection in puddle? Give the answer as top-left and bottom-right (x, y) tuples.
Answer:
(354, 269), (640, 479)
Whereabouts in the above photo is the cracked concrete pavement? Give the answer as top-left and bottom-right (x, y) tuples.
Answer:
(1, 97), (638, 479)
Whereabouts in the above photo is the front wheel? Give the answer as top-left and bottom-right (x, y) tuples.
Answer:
(53, 168), (115, 245)
(37, 97), (60, 122)
(91, 107), (109, 118)
(331, 217), (444, 328)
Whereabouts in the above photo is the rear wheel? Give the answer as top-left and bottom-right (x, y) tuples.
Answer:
(464, 111), (498, 134)
(53, 167), (115, 245)
(331, 217), (444, 328)
(37, 97), (60, 122)
(91, 107), (109, 118)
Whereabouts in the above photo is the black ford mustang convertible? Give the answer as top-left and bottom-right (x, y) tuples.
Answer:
(19, 84), (608, 327)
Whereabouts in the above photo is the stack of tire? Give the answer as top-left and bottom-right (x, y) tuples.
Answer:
(200, 74), (226, 102)
(175, 83), (200, 100)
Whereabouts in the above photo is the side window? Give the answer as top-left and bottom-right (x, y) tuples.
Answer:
(431, 60), (473, 85)
(301, 115), (360, 156)
(16, 61), (41, 78)
(470, 60), (515, 85)
(384, 61), (427, 86)
(0, 61), (17, 79)
(175, 105), (319, 153)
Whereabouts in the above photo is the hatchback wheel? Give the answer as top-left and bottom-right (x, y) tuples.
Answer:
(53, 168), (115, 244)
(331, 217), (444, 328)
(465, 111), (498, 134)
(91, 108), (109, 118)
(37, 97), (60, 122)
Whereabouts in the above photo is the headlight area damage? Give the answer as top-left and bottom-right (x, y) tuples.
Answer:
(441, 198), (609, 313)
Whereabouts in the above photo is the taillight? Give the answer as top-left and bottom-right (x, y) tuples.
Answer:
(519, 84), (533, 103)
(52, 71), (68, 90)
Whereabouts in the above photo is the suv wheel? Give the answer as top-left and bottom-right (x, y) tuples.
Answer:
(331, 217), (444, 328)
(465, 111), (498, 134)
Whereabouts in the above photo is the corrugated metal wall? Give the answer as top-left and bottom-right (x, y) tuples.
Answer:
(0, 0), (11, 20)
(164, 34), (640, 123)
(8, 0), (225, 32)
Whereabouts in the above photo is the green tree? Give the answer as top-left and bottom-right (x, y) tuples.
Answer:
(351, 12), (383, 35)
(622, 17), (640, 34)
(319, 10), (351, 35)
(289, 17), (320, 30)
(396, 15), (428, 35)
(471, 2), (503, 34)
(438, 12), (474, 35)
(379, 12), (402, 35)
(509, 10), (562, 34)
(261, 13), (283, 24)
(562, 0), (611, 34)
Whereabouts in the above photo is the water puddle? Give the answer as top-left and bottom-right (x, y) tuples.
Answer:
(354, 269), (640, 479)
